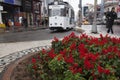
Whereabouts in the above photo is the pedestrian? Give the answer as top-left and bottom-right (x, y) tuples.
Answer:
(107, 7), (117, 34)
(105, 8), (110, 28)
(4, 19), (9, 30)
(8, 19), (13, 31)
(22, 17), (28, 30)
(36, 15), (40, 27)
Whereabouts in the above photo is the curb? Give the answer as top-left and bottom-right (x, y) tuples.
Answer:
(74, 27), (85, 33)
(0, 45), (51, 75)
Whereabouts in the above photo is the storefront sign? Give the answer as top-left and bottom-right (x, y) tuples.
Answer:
(4, 0), (14, 4)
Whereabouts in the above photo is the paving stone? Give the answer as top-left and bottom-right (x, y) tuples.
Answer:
(0, 45), (50, 74)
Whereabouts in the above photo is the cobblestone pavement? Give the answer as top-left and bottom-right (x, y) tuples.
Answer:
(0, 45), (50, 75)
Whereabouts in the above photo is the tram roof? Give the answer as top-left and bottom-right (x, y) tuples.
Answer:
(49, 1), (69, 5)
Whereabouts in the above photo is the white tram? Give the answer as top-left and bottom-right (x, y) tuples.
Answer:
(48, 1), (75, 31)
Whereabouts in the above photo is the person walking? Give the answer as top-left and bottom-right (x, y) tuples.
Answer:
(36, 15), (40, 27)
(107, 7), (117, 34)
(22, 17), (28, 30)
(8, 19), (13, 31)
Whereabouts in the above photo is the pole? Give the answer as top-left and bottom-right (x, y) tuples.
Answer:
(91, 0), (97, 33)
(100, 0), (104, 23)
(43, 0), (46, 28)
(79, 0), (82, 27)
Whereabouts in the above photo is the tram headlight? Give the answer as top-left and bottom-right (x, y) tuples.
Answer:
(55, 23), (57, 25)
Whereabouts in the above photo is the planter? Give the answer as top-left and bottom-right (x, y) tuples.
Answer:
(1, 52), (39, 80)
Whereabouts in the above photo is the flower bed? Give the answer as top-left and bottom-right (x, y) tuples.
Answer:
(28, 32), (120, 80)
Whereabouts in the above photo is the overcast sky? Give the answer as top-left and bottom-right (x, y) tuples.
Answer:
(63, 0), (101, 14)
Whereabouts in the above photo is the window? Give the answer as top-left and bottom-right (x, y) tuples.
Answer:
(48, 9), (52, 16)
(52, 9), (61, 16)
(49, 8), (67, 17)
(61, 8), (66, 16)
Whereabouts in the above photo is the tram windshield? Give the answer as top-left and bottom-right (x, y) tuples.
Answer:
(52, 9), (61, 16)
(49, 8), (67, 17)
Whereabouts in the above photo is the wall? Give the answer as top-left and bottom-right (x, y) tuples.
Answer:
(0, 6), (3, 23)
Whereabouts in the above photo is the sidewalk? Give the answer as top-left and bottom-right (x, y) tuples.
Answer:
(0, 25), (120, 73)
(76, 25), (120, 38)
(2, 25), (48, 33)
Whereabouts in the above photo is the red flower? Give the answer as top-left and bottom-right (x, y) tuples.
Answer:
(42, 48), (46, 54)
(78, 67), (83, 74)
(117, 52), (120, 58)
(53, 37), (59, 42)
(78, 44), (88, 53)
(69, 66), (76, 74)
(57, 55), (62, 61)
(85, 53), (99, 62)
(79, 52), (86, 59)
(73, 63), (78, 67)
(108, 54), (114, 59)
(64, 54), (74, 63)
(32, 64), (37, 70)
(69, 32), (76, 38)
(32, 58), (36, 64)
(62, 36), (70, 44)
(70, 42), (76, 50)
(100, 34), (103, 39)
(104, 69), (110, 75)
(69, 64), (82, 74)
(37, 55), (41, 59)
(80, 33), (88, 39)
(84, 60), (94, 70)
(48, 49), (56, 58)
(60, 49), (66, 56)
(97, 65), (110, 75)
(98, 65), (104, 74)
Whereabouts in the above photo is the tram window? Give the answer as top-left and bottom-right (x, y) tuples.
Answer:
(51, 9), (61, 16)
(71, 10), (74, 18)
(48, 9), (52, 16)
(66, 8), (69, 17)
(61, 9), (66, 16)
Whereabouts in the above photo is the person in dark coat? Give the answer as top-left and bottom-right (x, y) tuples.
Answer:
(22, 17), (28, 30)
(107, 7), (117, 34)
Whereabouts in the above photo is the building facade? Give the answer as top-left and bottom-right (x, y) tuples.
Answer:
(0, 0), (22, 26)
(104, 0), (119, 11)
(0, 0), (42, 27)
(41, 0), (54, 19)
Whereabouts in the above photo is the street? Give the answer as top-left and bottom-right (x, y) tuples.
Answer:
(0, 25), (120, 43)
(0, 28), (80, 43)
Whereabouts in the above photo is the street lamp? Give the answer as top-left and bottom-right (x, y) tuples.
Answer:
(43, 0), (46, 27)
(91, 0), (97, 33)
(100, 0), (104, 23)
(79, 0), (82, 27)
